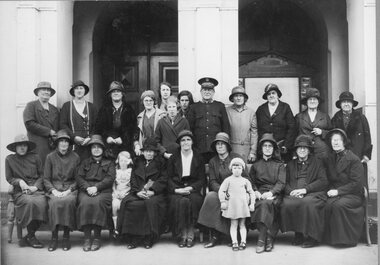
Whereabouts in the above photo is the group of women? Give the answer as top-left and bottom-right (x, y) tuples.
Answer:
(6, 79), (371, 253)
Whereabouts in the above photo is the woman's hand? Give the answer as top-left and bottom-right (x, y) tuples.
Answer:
(134, 145), (141, 156)
(163, 152), (172, 159)
(327, 189), (338, 198)
(52, 189), (62, 197)
(261, 191), (274, 200)
(255, 191), (262, 200)
(220, 201), (228, 210)
(106, 137), (115, 144)
(249, 203), (255, 212)
(114, 137), (123, 145)
(175, 188), (190, 195)
(28, 186), (38, 193)
(137, 190), (149, 200)
(82, 137), (91, 146)
(74, 136), (85, 145)
(146, 190), (155, 197)
(290, 188), (306, 198)
(19, 180), (29, 191)
(311, 128), (322, 136)
(87, 186), (98, 196)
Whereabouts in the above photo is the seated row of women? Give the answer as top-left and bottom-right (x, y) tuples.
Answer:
(5, 127), (365, 253)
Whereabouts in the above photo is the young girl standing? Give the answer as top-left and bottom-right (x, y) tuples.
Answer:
(218, 157), (255, 251)
(112, 151), (133, 235)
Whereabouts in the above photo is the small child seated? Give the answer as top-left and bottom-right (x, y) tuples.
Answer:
(112, 151), (133, 235)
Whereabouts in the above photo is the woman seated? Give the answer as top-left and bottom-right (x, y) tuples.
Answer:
(118, 138), (167, 249)
(5, 134), (47, 248)
(249, 133), (286, 253)
(76, 134), (115, 252)
(44, 130), (80, 251)
(324, 128), (365, 247)
(168, 130), (205, 248)
(280, 135), (328, 248)
(197, 132), (247, 248)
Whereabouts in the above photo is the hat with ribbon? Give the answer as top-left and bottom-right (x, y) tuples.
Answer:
(34, 81), (56, 96)
(69, 80), (90, 97)
(7, 134), (36, 152)
(262, 83), (282, 100)
(335, 91), (358, 109)
(229, 86), (249, 102)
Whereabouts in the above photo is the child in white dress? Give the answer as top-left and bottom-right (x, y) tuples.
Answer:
(112, 151), (133, 235)
(218, 157), (255, 251)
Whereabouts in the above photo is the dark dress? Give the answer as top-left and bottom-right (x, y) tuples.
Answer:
(197, 153), (246, 235)
(76, 157), (115, 229)
(280, 155), (328, 242)
(5, 152), (47, 227)
(168, 150), (205, 237)
(295, 110), (332, 159)
(323, 150), (364, 245)
(44, 150), (80, 230)
(249, 158), (286, 235)
(59, 100), (97, 161)
(23, 100), (59, 165)
(118, 156), (167, 240)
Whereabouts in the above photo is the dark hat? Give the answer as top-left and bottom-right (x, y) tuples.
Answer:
(176, 130), (194, 144)
(262, 83), (282, 100)
(141, 90), (157, 102)
(258, 133), (278, 150)
(55, 129), (73, 145)
(294, 135), (313, 149)
(211, 132), (232, 153)
(34, 81), (56, 96)
(69, 80), (89, 97)
(335, 91), (358, 109)
(198, 77), (218, 89)
(229, 86), (249, 102)
(87, 134), (105, 149)
(106, 81), (125, 95)
(141, 137), (159, 152)
(301, 87), (323, 105)
(326, 128), (348, 146)
(7, 134), (36, 152)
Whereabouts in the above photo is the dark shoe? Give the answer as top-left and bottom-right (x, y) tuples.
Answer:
(292, 232), (304, 246)
(127, 242), (137, 249)
(178, 238), (186, 248)
(83, 239), (91, 252)
(239, 242), (246, 250)
(186, 239), (195, 248)
(204, 236), (218, 248)
(265, 236), (273, 252)
(62, 238), (71, 251)
(143, 238), (153, 249)
(48, 238), (58, 251)
(301, 237), (318, 248)
(26, 236), (44, 248)
(232, 243), (239, 251)
(256, 240), (265, 253)
(19, 236), (28, 247)
(91, 239), (101, 251)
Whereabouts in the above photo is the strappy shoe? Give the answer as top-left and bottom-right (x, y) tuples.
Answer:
(232, 242), (239, 251)
(239, 242), (246, 250)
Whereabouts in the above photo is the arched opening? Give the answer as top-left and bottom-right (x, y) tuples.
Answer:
(239, 0), (328, 113)
(92, 1), (178, 112)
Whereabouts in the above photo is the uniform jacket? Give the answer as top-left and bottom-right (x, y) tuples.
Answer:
(331, 109), (372, 159)
(187, 101), (230, 153)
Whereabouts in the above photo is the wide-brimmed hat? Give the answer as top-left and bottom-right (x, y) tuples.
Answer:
(335, 91), (358, 109)
(294, 135), (313, 149)
(258, 133), (278, 150)
(229, 157), (246, 171)
(33, 81), (56, 96)
(87, 134), (105, 149)
(198, 77), (218, 89)
(69, 80), (89, 97)
(326, 128), (348, 146)
(229, 86), (249, 102)
(7, 134), (36, 152)
(301, 87), (323, 105)
(141, 137), (160, 152)
(141, 90), (157, 102)
(211, 132), (232, 153)
(55, 129), (73, 145)
(106, 81), (125, 95)
(262, 83), (282, 100)
(176, 130), (194, 144)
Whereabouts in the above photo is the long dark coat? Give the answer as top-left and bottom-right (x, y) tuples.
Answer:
(94, 103), (138, 158)
(331, 109), (372, 160)
(118, 156), (167, 239)
(76, 157), (115, 229)
(323, 149), (364, 245)
(187, 101), (230, 154)
(167, 150), (205, 236)
(23, 100), (59, 165)
(256, 101), (297, 157)
(295, 110), (332, 159)
(280, 155), (328, 241)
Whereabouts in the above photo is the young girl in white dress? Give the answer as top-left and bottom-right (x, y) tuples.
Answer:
(112, 151), (133, 234)
(218, 157), (255, 251)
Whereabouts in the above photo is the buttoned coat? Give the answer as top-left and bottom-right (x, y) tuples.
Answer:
(137, 108), (166, 147)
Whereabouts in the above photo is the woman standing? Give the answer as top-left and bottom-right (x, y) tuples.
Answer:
(168, 130), (205, 248)
(249, 133), (286, 253)
(76, 134), (115, 251)
(324, 128), (365, 247)
(44, 130), (80, 251)
(95, 81), (138, 159)
(118, 138), (167, 249)
(60, 80), (97, 161)
(157, 81), (172, 111)
(5, 135), (47, 248)
(177, 90), (194, 118)
(295, 87), (332, 159)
